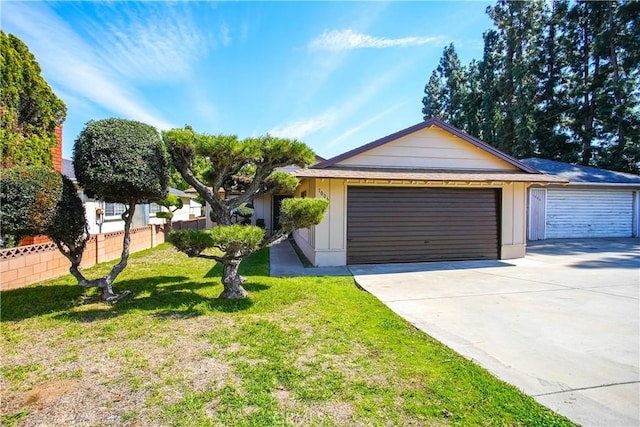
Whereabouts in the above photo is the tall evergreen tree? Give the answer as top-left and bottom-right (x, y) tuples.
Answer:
(532, 0), (576, 162)
(463, 60), (483, 139)
(422, 70), (446, 120)
(564, 1), (608, 166)
(478, 29), (504, 148)
(0, 31), (66, 169)
(595, 0), (640, 173)
(422, 44), (466, 126)
(420, 0), (639, 173)
(487, 0), (544, 158)
(437, 44), (467, 129)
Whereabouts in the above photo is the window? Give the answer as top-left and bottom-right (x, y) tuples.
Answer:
(104, 203), (126, 217)
(149, 203), (163, 215)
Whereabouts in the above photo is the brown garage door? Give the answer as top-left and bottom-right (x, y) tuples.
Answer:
(347, 186), (500, 264)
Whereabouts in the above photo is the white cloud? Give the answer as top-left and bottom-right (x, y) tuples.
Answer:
(2, 2), (177, 130)
(269, 111), (338, 139)
(93, 5), (210, 83)
(327, 100), (409, 149)
(220, 23), (232, 47)
(269, 59), (415, 141)
(309, 29), (445, 51)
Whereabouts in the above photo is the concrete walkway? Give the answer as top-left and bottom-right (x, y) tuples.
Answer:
(350, 238), (640, 427)
(269, 239), (350, 277)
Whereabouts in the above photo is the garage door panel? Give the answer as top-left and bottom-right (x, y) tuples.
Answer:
(350, 230), (498, 239)
(347, 187), (500, 264)
(546, 189), (633, 238)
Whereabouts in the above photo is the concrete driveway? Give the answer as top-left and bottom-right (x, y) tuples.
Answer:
(349, 239), (639, 426)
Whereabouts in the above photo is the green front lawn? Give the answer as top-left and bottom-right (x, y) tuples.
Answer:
(1, 244), (574, 426)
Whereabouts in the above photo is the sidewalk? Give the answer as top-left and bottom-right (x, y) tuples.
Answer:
(269, 239), (351, 277)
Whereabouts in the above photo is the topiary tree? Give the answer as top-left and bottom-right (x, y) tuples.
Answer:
(154, 193), (184, 230)
(236, 203), (254, 225)
(73, 118), (169, 300)
(0, 31), (67, 169)
(163, 127), (328, 299)
(0, 166), (66, 244)
(1, 165), (89, 291)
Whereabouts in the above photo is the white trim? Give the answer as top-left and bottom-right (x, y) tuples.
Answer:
(633, 191), (640, 238)
(561, 182), (640, 188)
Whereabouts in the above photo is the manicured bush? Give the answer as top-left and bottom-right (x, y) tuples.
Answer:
(73, 118), (169, 203)
(280, 198), (329, 231)
(168, 230), (215, 257)
(211, 225), (265, 256)
(0, 166), (63, 242)
(236, 203), (254, 225)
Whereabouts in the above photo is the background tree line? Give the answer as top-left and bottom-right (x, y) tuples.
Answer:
(422, 0), (640, 173)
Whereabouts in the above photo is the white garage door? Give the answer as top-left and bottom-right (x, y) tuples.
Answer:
(546, 189), (634, 238)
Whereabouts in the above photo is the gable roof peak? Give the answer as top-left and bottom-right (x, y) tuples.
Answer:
(314, 119), (538, 173)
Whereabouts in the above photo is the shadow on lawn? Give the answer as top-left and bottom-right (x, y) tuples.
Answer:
(2, 273), (271, 322)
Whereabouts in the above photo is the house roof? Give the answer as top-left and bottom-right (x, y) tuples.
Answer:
(521, 158), (640, 184)
(169, 188), (196, 199)
(63, 158), (196, 197)
(293, 167), (566, 184)
(62, 158), (76, 181)
(314, 118), (540, 174)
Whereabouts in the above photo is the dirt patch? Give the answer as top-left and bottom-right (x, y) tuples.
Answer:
(0, 316), (235, 426)
(22, 379), (80, 407)
(272, 386), (294, 408)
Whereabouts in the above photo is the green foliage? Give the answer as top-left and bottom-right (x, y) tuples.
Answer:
(421, 0), (640, 173)
(73, 118), (169, 203)
(279, 198), (329, 231)
(1, 166), (63, 241)
(48, 175), (87, 253)
(211, 225), (265, 256)
(168, 230), (215, 257)
(0, 31), (67, 169)
(236, 203), (254, 218)
(236, 203), (254, 225)
(154, 194), (184, 221)
(0, 166), (86, 249)
(163, 128), (314, 204)
(264, 171), (299, 195)
(154, 211), (173, 220)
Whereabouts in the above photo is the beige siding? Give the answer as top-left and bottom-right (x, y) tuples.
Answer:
(253, 194), (273, 235)
(500, 182), (527, 258)
(337, 127), (519, 171)
(294, 178), (528, 266)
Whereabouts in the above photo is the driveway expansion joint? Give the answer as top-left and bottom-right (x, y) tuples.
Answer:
(532, 380), (640, 397)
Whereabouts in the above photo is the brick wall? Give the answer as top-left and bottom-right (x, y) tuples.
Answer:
(0, 225), (165, 291)
(52, 125), (63, 173)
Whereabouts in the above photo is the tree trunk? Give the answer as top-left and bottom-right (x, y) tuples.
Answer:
(54, 204), (136, 303)
(219, 258), (248, 299)
(61, 249), (129, 302)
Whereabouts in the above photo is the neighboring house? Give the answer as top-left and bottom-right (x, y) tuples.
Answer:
(286, 119), (564, 267)
(148, 188), (202, 226)
(62, 159), (201, 234)
(521, 158), (640, 240)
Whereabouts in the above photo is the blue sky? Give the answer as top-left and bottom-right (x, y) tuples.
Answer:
(2, 1), (493, 161)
